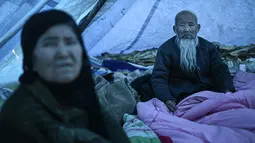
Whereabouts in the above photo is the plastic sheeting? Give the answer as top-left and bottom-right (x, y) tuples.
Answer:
(0, 0), (99, 84)
(85, 0), (255, 55)
(55, 0), (98, 24)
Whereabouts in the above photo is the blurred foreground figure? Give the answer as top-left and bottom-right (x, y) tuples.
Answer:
(151, 10), (235, 112)
(0, 10), (130, 143)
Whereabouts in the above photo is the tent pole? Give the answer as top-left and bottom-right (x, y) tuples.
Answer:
(78, 0), (106, 32)
(0, 0), (49, 48)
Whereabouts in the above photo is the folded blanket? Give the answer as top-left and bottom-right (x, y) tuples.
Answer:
(123, 114), (161, 143)
(103, 60), (148, 72)
(233, 70), (255, 90)
(137, 80), (255, 143)
(93, 75), (137, 124)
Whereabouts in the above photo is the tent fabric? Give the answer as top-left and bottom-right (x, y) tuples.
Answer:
(55, 0), (98, 23)
(82, 0), (136, 52)
(84, 0), (255, 56)
(0, 0), (104, 84)
(89, 0), (118, 25)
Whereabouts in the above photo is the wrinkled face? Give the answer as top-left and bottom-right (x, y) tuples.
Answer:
(33, 24), (83, 83)
(174, 12), (200, 39)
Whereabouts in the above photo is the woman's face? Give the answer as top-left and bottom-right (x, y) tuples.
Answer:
(33, 24), (83, 83)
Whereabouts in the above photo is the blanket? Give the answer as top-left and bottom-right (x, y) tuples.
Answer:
(137, 79), (255, 143)
(123, 114), (161, 143)
(102, 60), (150, 72)
(93, 75), (138, 124)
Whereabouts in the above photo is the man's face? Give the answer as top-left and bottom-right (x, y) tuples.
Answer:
(174, 13), (200, 39)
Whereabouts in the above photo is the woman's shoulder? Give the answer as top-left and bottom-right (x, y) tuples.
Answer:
(0, 85), (45, 142)
(0, 84), (42, 123)
(1, 85), (33, 109)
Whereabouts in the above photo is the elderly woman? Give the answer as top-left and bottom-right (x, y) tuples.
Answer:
(0, 10), (130, 143)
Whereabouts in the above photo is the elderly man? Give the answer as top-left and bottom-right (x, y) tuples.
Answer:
(151, 10), (235, 111)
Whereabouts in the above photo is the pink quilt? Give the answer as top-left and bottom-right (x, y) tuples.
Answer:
(137, 80), (255, 143)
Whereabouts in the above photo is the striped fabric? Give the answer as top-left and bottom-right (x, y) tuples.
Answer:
(0, 87), (13, 111)
(0, 87), (12, 100)
(123, 114), (161, 143)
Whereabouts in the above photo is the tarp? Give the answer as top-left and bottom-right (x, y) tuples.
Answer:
(0, 0), (255, 84)
(84, 0), (255, 55)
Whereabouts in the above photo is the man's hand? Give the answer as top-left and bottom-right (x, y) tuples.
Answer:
(165, 100), (177, 112)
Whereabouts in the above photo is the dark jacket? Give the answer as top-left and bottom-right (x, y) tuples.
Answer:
(0, 81), (131, 143)
(151, 36), (235, 103)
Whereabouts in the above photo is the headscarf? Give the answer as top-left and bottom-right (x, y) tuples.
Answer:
(20, 9), (109, 139)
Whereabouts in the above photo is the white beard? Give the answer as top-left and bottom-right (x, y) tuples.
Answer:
(176, 36), (199, 72)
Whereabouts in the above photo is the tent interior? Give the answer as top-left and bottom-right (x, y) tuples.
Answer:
(0, 0), (255, 85)
(0, 0), (255, 142)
